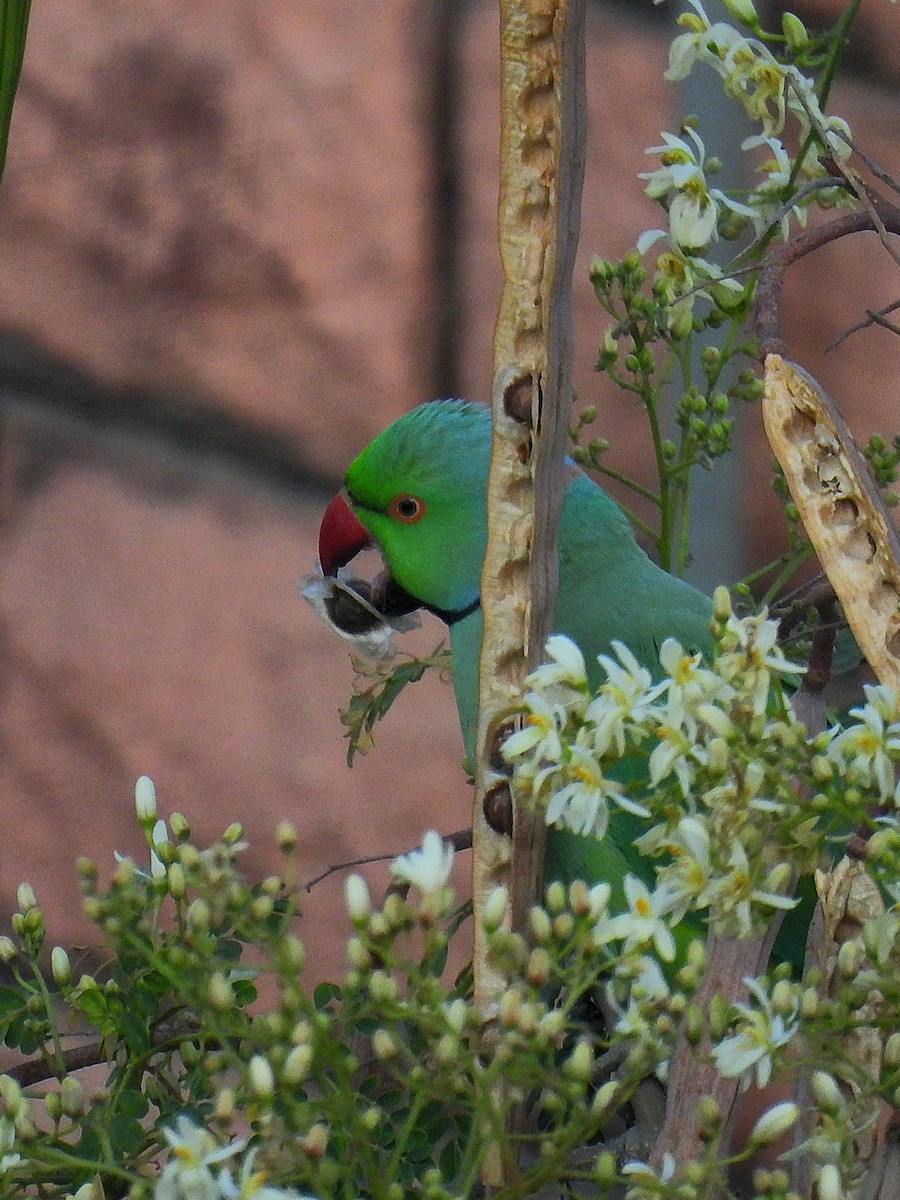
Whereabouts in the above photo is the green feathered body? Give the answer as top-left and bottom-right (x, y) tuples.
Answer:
(339, 401), (718, 916)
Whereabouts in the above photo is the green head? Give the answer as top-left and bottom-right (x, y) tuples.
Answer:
(325, 400), (492, 616)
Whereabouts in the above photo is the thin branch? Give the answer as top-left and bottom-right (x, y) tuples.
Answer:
(828, 296), (900, 350)
(755, 190), (900, 357)
(303, 828), (473, 892)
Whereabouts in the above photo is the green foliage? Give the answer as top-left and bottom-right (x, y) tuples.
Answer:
(5, 0), (900, 1198)
(5, 616), (900, 1198)
(340, 645), (451, 765)
(0, 0), (29, 182)
(0, 804), (703, 1198)
(580, 251), (758, 572)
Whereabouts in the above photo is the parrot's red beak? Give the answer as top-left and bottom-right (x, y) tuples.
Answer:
(318, 492), (371, 576)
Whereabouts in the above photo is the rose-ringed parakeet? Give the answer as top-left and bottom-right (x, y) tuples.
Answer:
(315, 399), (717, 910)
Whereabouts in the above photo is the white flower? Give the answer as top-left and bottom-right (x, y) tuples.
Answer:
(528, 635), (588, 692)
(0, 1116), (21, 1174)
(827, 684), (900, 803)
(583, 640), (666, 756)
(611, 954), (672, 1042)
(637, 242), (745, 337)
(622, 1151), (675, 1200)
(711, 977), (800, 1089)
(717, 610), (804, 717)
(594, 875), (677, 962)
(648, 720), (701, 797)
(390, 830), (454, 894)
(155, 1116), (245, 1200)
(218, 1149), (313, 1200)
(706, 839), (797, 937)
(660, 638), (734, 713)
(640, 129), (719, 250)
(543, 745), (633, 839)
(656, 816), (714, 916)
(502, 692), (567, 763)
(723, 611), (803, 677)
(741, 133), (807, 239)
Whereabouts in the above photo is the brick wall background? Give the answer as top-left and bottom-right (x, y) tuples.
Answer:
(0, 0), (897, 980)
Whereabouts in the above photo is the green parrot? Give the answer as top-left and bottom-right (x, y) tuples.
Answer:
(316, 399), (716, 911)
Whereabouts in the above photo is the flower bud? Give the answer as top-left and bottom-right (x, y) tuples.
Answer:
(444, 998), (467, 1034)
(0, 937), (16, 964)
(345, 874), (371, 923)
(347, 937), (372, 971)
(770, 979), (795, 1014)
(884, 1031), (900, 1067)
(563, 1039), (594, 1084)
(527, 947), (552, 987)
(186, 899), (211, 933)
(208, 973), (233, 1010)
(249, 1054), (275, 1098)
(591, 1080), (618, 1117)
(713, 586), (732, 620)
(283, 1043), (314, 1084)
(368, 971), (398, 1005)
(529, 905), (552, 943)
(749, 1101), (798, 1145)
(169, 812), (190, 840)
(223, 822), (244, 846)
(816, 1164), (842, 1200)
(166, 863), (186, 900)
(720, 0), (758, 24)
(552, 912), (575, 940)
(60, 1075), (85, 1117)
(837, 939), (865, 976)
(811, 1071), (843, 1114)
(275, 820), (297, 851)
(498, 987), (522, 1027)
(16, 883), (37, 913)
(250, 895), (274, 922)
(361, 1106), (380, 1131)
(372, 1029), (398, 1060)
(134, 776), (157, 825)
(483, 886), (509, 933)
(214, 1087), (236, 1121)
(568, 880), (591, 916)
(781, 11), (808, 50)
(51, 947), (71, 988)
(281, 936), (305, 972)
(302, 1123), (328, 1158)
(434, 1034), (458, 1065)
(545, 881), (566, 914)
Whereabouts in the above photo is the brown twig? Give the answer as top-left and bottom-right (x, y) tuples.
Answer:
(303, 828), (473, 892)
(756, 185), (900, 358)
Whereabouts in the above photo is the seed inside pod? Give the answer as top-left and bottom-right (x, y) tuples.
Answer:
(323, 578), (383, 634)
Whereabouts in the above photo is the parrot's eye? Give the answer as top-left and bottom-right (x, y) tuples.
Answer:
(388, 494), (426, 523)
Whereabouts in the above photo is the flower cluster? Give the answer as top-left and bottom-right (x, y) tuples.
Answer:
(634, 0), (855, 335)
(156, 1117), (311, 1200)
(504, 590), (819, 940)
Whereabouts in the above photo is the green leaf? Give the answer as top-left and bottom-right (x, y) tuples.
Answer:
(117, 1088), (150, 1120)
(0, 1), (31, 182)
(341, 645), (450, 765)
(232, 978), (257, 1007)
(120, 1009), (151, 1055)
(313, 981), (341, 1011)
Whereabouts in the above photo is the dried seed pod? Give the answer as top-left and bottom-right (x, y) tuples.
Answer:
(763, 354), (900, 689)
